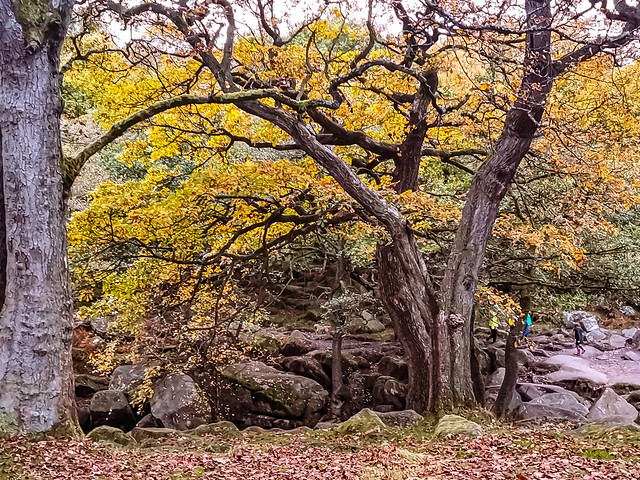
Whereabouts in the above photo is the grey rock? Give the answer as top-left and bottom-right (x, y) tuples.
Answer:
(89, 316), (114, 337)
(587, 388), (639, 425)
(486, 368), (505, 388)
(608, 334), (627, 350)
(135, 414), (159, 428)
(372, 376), (407, 409)
(620, 306), (636, 317)
(563, 311), (600, 331)
(87, 425), (136, 447)
(586, 329), (607, 345)
(517, 384), (545, 402)
(109, 364), (147, 394)
(376, 410), (423, 427)
(518, 403), (587, 423)
(622, 351), (640, 362)
(222, 361), (328, 423)
(315, 421), (340, 430)
(376, 355), (408, 381)
(216, 381), (254, 422)
(130, 427), (177, 443)
(280, 330), (315, 356)
(622, 328), (638, 340)
(89, 390), (136, 431)
(187, 421), (241, 437)
(150, 373), (212, 430)
(346, 315), (385, 334)
(528, 392), (589, 416)
(335, 409), (386, 435)
(280, 356), (331, 389)
(75, 374), (108, 397)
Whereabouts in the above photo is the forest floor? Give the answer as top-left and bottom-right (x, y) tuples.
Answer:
(1, 418), (639, 480)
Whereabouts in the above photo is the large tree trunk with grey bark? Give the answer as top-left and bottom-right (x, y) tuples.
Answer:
(0, 0), (79, 435)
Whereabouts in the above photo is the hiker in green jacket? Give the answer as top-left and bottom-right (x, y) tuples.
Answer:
(488, 305), (499, 343)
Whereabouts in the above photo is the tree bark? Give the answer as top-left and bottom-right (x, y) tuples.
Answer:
(494, 316), (524, 418)
(0, 0), (79, 435)
(376, 228), (437, 411)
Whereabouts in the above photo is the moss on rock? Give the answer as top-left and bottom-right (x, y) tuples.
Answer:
(434, 414), (483, 439)
(335, 409), (386, 435)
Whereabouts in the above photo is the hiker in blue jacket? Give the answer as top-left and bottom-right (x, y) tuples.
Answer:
(520, 313), (532, 341)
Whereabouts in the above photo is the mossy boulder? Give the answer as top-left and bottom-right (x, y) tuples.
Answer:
(335, 409), (386, 435)
(222, 361), (328, 423)
(129, 427), (177, 443)
(187, 421), (242, 438)
(87, 426), (136, 448)
(434, 415), (483, 439)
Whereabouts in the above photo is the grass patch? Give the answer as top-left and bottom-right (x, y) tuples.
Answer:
(582, 449), (613, 460)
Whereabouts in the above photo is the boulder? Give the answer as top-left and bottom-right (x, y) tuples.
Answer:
(87, 425), (136, 448)
(222, 361), (328, 424)
(517, 384), (545, 402)
(372, 376), (407, 409)
(376, 355), (408, 381)
(345, 314), (385, 334)
(528, 392), (589, 417)
(149, 373), (212, 430)
(89, 316), (114, 337)
(89, 390), (137, 431)
(607, 334), (627, 350)
(280, 330), (315, 356)
(486, 368), (505, 388)
(109, 364), (147, 394)
(75, 374), (109, 397)
(335, 409), (386, 435)
(563, 311), (600, 332)
(187, 421), (241, 438)
(517, 404), (587, 423)
(280, 356), (331, 389)
(135, 414), (159, 428)
(76, 397), (91, 432)
(129, 427), (177, 443)
(622, 328), (638, 340)
(626, 390), (640, 411)
(622, 351), (640, 362)
(376, 410), (423, 427)
(343, 344), (384, 364)
(620, 306), (637, 317)
(485, 345), (505, 369)
(632, 330), (640, 347)
(587, 388), (639, 425)
(216, 381), (254, 422)
(517, 383), (585, 403)
(585, 329), (607, 346)
(340, 372), (372, 417)
(434, 415), (482, 438)
(538, 355), (608, 385)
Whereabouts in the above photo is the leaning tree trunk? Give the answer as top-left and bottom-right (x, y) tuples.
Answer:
(0, 0), (79, 435)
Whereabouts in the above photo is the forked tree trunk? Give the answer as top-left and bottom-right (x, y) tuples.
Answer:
(0, 0), (79, 435)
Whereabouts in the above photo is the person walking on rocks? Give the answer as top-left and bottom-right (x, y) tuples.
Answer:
(488, 306), (499, 343)
(520, 313), (533, 341)
(574, 322), (586, 355)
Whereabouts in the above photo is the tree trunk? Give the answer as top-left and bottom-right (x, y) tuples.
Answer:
(330, 332), (343, 418)
(0, 0), (79, 435)
(494, 316), (524, 418)
(376, 227), (438, 411)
